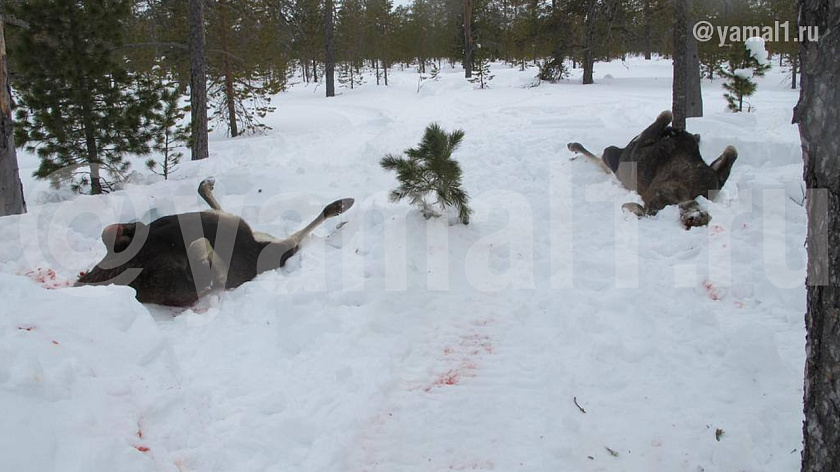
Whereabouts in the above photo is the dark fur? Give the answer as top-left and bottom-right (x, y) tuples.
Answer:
(568, 111), (737, 228)
(77, 179), (354, 306)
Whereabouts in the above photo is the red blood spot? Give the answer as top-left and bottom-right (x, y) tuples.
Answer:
(137, 428), (143, 439)
(134, 446), (150, 453)
(52, 340), (60, 346)
(79, 271), (87, 278)
(436, 370), (460, 386)
(702, 279), (721, 301)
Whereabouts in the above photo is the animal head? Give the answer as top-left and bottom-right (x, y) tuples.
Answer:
(77, 218), (209, 306)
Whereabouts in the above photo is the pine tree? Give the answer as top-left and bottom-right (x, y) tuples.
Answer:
(381, 123), (472, 224)
(146, 87), (188, 180)
(468, 44), (494, 89)
(12, 0), (159, 194)
(719, 41), (771, 112)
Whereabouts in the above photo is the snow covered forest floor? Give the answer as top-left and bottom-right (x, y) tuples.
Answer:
(0, 57), (806, 472)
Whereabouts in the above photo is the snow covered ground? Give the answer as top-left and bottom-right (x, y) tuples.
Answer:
(0, 57), (806, 472)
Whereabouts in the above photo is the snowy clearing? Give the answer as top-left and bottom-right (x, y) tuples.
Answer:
(0, 57), (805, 472)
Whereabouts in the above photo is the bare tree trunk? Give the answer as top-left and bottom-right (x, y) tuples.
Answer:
(220, 8), (238, 138)
(0, 14), (25, 216)
(791, 52), (798, 89)
(643, 0), (652, 60)
(312, 58), (318, 82)
(671, 0), (688, 129)
(797, 1), (840, 471)
(464, 0), (473, 78)
(325, 0), (335, 98)
(686, 33), (703, 119)
(189, 0), (209, 160)
(582, 0), (596, 85)
(384, 61), (388, 86)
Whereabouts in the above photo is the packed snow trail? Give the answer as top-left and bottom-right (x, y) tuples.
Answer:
(0, 58), (805, 472)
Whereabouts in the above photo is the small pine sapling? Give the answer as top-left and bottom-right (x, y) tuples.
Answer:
(719, 37), (770, 112)
(468, 44), (494, 89)
(381, 123), (472, 224)
(146, 87), (188, 180)
(417, 62), (441, 93)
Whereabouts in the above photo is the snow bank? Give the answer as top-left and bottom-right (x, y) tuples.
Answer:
(0, 274), (175, 472)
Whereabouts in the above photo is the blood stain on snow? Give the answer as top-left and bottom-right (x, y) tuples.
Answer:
(17, 325), (35, 332)
(702, 279), (722, 301)
(134, 446), (150, 453)
(52, 340), (60, 346)
(24, 267), (73, 290)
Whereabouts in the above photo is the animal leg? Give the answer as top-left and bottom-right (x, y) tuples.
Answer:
(709, 145), (738, 188)
(187, 237), (228, 292)
(679, 201), (711, 228)
(198, 177), (223, 212)
(567, 142), (611, 173)
(286, 198), (355, 246)
(256, 198), (355, 274)
(636, 110), (673, 145)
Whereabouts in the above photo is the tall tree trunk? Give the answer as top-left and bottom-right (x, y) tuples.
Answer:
(324, 0), (335, 98)
(797, 1), (840, 471)
(189, 0), (209, 160)
(312, 58), (318, 82)
(671, 0), (688, 130)
(464, 0), (473, 78)
(791, 52), (798, 89)
(0, 14), (25, 216)
(220, 8), (238, 138)
(686, 33), (703, 119)
(643, 0), (652, 60)
(582, 0), (596, 85)
(384, 61), (388, 86)
(74, 56), (102, 194)
(375, 59), (380, 85)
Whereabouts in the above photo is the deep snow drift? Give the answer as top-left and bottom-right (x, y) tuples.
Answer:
(0, 57), (806, 472)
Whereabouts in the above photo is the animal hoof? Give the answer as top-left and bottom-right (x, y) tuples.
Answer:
(621, 202), (646, 218)
(323, 198), (355, 218)
(722, 145), (737, 160)
(657, 110), (673, 124)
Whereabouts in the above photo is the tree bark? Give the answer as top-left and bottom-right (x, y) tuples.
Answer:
(464, 0), (473, 78)
(643, 0), (652, 60)
(797, 1), (840, 471)
(582, 0), (596, 85)
(0, 13), (25, 216)
(189, 0), (209, 160)
(671, 0), (688, 129)
(791, 52), (798, 90)
(219, 7), (238, 138)
(324, 0), (335, 98)
(686, 33), (703, 119)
